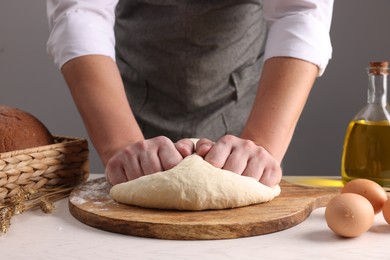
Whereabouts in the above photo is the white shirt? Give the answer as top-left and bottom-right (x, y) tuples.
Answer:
(46, 0), (334, 76)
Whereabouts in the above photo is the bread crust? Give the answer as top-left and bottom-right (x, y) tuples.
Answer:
(0, 105), (54, 153)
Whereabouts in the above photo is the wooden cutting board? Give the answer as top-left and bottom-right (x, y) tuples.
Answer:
(69, 177), (340, 240)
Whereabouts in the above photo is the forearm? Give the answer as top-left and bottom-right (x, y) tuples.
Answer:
(61, 55), (144, 165)
(241, 57), (318, 163)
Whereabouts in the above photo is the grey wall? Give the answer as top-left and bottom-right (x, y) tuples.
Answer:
(0, 1), (103, 171)
(1, 1), (389, 176)
(283, 0), (390, 176)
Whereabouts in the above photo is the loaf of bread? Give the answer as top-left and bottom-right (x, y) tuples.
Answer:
(0, 105), (54, 153)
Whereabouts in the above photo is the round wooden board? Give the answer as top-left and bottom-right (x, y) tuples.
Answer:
(69, 177), (340, 240)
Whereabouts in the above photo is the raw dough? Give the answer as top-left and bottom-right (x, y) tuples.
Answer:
(110, 154), (281, 211)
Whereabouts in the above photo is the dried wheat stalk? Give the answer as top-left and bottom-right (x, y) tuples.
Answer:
(0, 186), (74, 234)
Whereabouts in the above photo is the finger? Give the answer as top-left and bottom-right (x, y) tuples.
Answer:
(241, 156), (265, 180)
(259, 166), (282, 187)
(222, 150), (248, 175)
(160, 143), (185, 170)
(203, 138), (232, 168)
(195, 138), (214, 157)
(122, 152), (144, 180)
(174, 138), (195, 157)
(132, 136), (167, 175)
(106, 147), (145, 184)
(105, 157), (129, 185)
(105, 167), (128, 185)
(139, 151), (163, 175)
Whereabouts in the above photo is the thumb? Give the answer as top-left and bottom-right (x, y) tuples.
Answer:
(174, 138), (196, 157)
(195, 138), (214, 157)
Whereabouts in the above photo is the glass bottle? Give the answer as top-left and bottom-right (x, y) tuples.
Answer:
(341, 61), (390, 188)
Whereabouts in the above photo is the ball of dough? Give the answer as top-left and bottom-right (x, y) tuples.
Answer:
(110, 154), (281, 211)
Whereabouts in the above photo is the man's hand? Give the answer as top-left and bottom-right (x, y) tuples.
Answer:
(195, 135), (282, 187)
(105, 136), (195, 185)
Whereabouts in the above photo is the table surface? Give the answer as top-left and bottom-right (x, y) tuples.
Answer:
(1, 174), (390, 260)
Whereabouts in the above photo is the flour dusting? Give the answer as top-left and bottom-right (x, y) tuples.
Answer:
(70, 178), (113, 206)
(70, 196), (87, 205)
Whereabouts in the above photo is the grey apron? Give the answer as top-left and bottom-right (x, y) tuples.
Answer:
(115, 0), (267, 141)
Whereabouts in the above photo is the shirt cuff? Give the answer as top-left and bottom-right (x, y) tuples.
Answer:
(264, 13), (332, 76)
(47, 10), (116, 69)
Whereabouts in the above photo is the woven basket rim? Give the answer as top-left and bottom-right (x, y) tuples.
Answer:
(0, 135), (88, 159)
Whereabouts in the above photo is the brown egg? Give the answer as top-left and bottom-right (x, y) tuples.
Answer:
(341, 178), (387, 214)
(382, 199), (390, 224)
(325, 193), (374, 238)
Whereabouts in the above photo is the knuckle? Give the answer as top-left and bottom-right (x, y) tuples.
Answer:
(122, 145), (139, 157)
(154, 135), (171, 145)
(133, 140), (148, 151)
(106, 152), (121, 167)
(242, 139), (255, 150)
(197, 138), (212, 146)
(254, 147), (267, 158)
(176, 138), (193, 148)
(220, 134), (235, 144)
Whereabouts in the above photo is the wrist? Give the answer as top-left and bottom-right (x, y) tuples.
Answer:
(240, 130), (284, 164)
(98, 135), (144, 166)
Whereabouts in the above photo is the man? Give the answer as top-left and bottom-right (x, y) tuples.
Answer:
(47, 0), (334, 187)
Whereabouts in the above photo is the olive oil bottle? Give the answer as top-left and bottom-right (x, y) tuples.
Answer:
(341, 61), (390, 187)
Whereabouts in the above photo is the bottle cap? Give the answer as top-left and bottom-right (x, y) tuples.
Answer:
(369, 61), (389, 75)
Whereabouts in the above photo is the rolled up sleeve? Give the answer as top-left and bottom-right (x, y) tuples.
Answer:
(263, 0), (334, 76)
(46, 0), (118, 69)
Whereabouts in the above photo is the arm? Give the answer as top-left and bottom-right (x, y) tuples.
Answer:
(196, 0), (333, 186)
(60, 55), (144, 165)
(47, 2), (193, 184)
(249, 0), (334, 160)
(197, 57), (317, 186)
(61, 55), (193, 185)
(241, 57), (318, 163)
(246, 0), (333, 160)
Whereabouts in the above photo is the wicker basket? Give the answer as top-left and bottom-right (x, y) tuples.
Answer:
(0, 136), (89, 203)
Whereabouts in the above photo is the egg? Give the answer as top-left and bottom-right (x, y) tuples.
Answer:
(325, 193), (374, 237)
(382, 199), (390, 224)
(341, 178), (387, 214)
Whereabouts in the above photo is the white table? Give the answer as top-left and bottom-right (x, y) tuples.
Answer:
(1, 174), (390, 260)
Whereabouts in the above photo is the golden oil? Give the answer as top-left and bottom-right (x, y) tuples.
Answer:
(342, 120), (390, 187)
